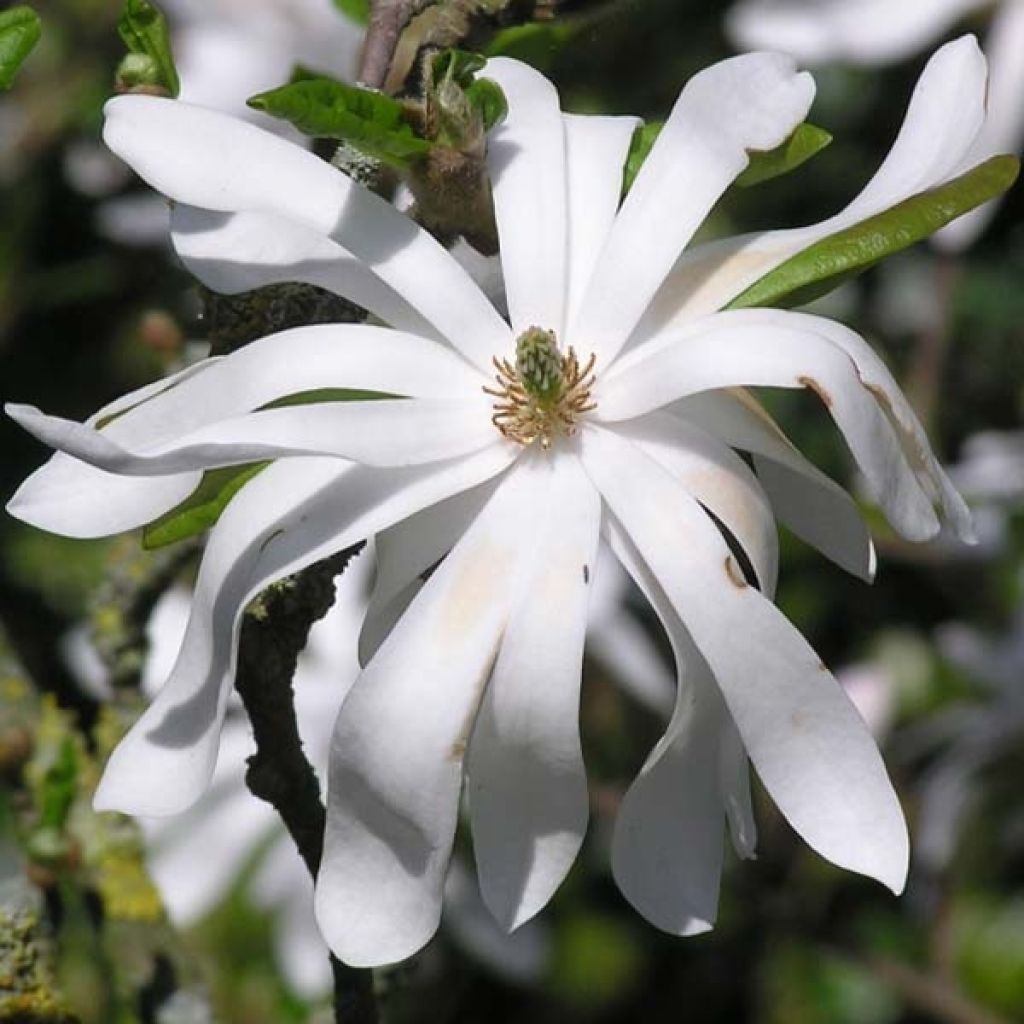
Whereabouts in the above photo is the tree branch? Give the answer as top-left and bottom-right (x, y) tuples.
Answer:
(233, 543), (377, 1024)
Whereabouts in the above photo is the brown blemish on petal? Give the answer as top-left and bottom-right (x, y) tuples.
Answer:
(724, 556), (748, 589)
(447, 637), (502, 764)
(439, 544), (501, 642)
(797, 375), (833, 409)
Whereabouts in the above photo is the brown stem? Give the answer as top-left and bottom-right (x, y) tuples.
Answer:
(233, 544), (377, 1024)
(906, 254), (960, 437)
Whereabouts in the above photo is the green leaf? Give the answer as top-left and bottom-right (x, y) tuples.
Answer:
(735, 122), (832, 188)
(264, 387), (398, 409)
(248, 78), (433, 167)
(39, 737), (78, 831)
(466, 78), (507, 131)
(432, 49), (486, 88)
(143, 463), (269, 550)
(117, 0), (179, 96)
(0, 6), (41, 91)
(622, 121), (662, 195)
(729, 155), (1021, 311)
(484, 20), (576, 72)
(624, 121), (830, 195)
(142, 388), (398, 549)
(333, 0), (370, 24)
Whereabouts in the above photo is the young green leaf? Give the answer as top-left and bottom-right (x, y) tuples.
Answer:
(118, 0), (179, 96)
(623, 121), (830, 195)
(729, 155), (1020, 311)
(433, 49), (487, 88)
(623, 122), (663, 194)
(333, 0), (370, 25)
(248, 78), (433, 167)
(735, 123), (832, 188)
(0, 6), (41, 91)
(466, 78), (507, 132)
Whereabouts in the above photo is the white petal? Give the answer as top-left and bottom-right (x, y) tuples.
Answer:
(8, 397), (497, 474)
(672, 389), (875, 580)
(94, 446), (514, 816)
(11, 324), (487, 490)
(371, 480), (498, 612)
(613, 413), (778, 595)
(718, 715), (758, 860)
(7, 361), (216, 538)
(103, 96), (510, 368)
(597, 309), (949, 542)
(582, 426), (909, 894)
(484, 58), (568, 337)
(468, 452), (600, 930)
(726, 0), (985, 66)
(145, 783), (275, 925)
(641, 36), (989, 330)
(572, 52), (815, 367)
(786, 311), (972, 540)
(171, 205), (439, 339)
(936, 6), (1024, 249)
(586, 548), (675, 717)
(442, 858), (551, 983)
(604, 520), (728, 935)
(562, 114), (638, 330)
(357, 576), (423, 668)
(7, 454), (199, 539)
(360, 480), (499, 662)
(316, 459), (547, 967)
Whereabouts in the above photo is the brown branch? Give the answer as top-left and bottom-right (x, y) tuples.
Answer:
(233, 544), (377, 1024)
(359, 0), (435, 89)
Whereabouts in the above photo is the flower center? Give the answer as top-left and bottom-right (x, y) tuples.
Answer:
(484, 327), (597, 449)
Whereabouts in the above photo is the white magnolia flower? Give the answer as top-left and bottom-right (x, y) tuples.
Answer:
(726, 0), (1024, 248)
(7, 41), (988, 965)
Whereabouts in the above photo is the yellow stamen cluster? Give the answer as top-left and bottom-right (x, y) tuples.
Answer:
(484, 327), (597, 449)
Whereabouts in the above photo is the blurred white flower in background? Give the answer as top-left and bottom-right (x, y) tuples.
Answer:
(914, 590), (1024, 874)
(726, 0), (1024, 248)
(162, 0), (363, 126)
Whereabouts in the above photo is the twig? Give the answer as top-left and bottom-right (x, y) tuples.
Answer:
(359, 0), (432, 89)
(233, 543), (377, 1024)
(865, 954), (1011, 1024)
(906, 253), (960, 437)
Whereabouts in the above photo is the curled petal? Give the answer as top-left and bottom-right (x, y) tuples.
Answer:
(582, 426), (909, 895)
(640, 36), (989, 331)
(671, 390), (875, 581)
(597, 309), (960, 542)
(8, 397), (498, 474)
